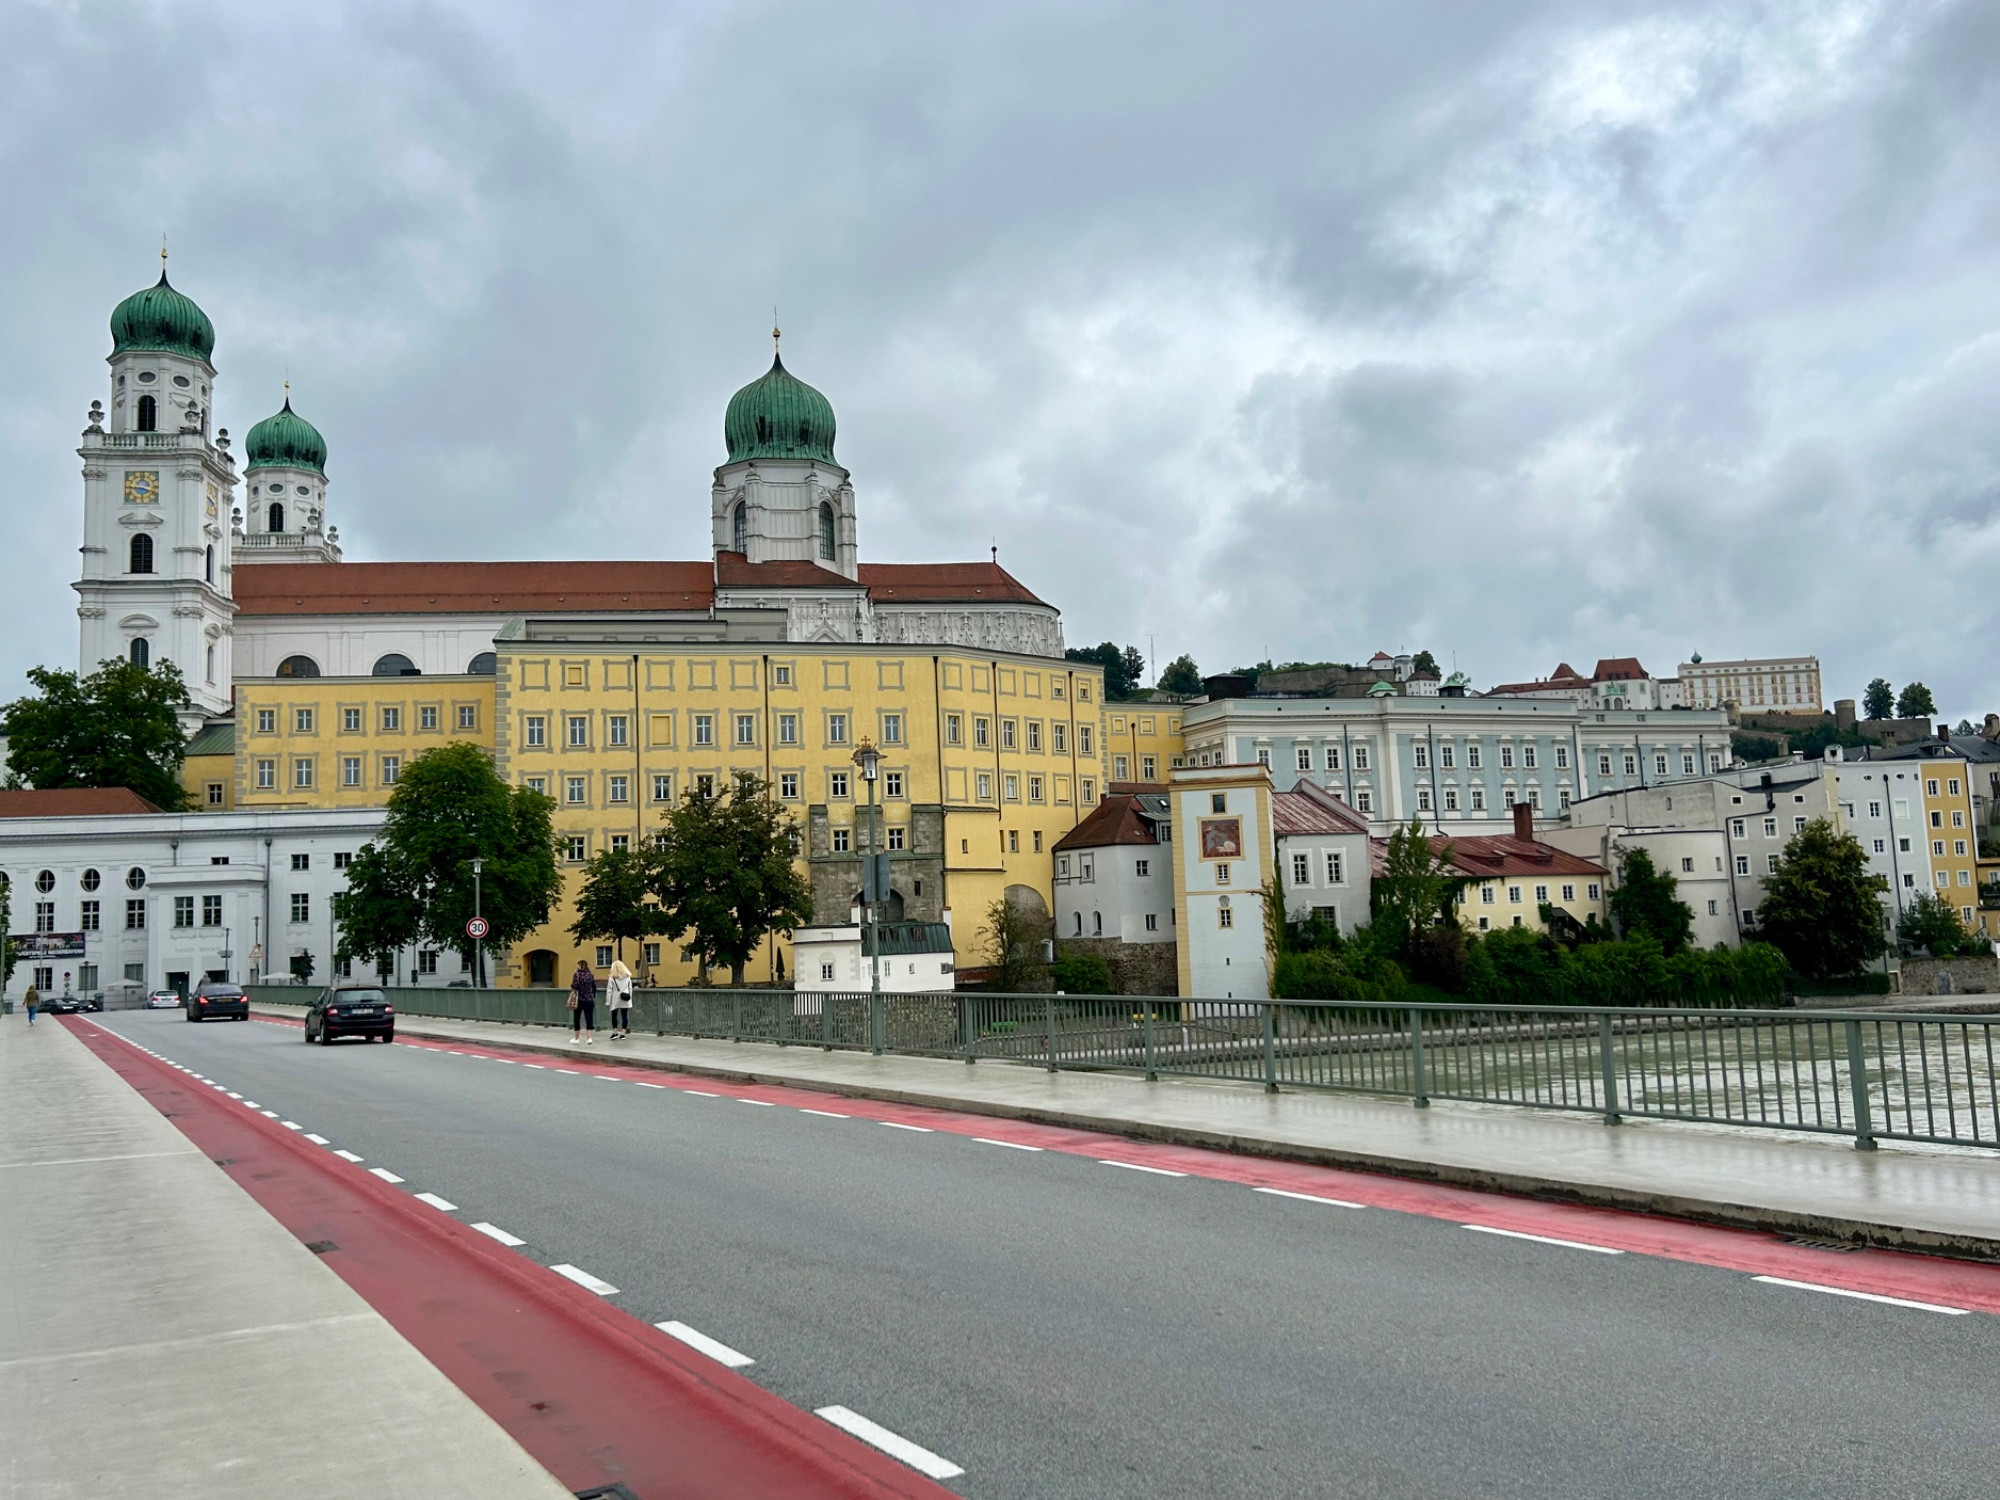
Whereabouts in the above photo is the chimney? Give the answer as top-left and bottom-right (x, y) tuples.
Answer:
(1512, 800), (1535, 842)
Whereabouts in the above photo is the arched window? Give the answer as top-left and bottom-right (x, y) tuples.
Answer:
(275, 655), (321, 678)
(467, 652), (497, 676)
(205, 644), (216, 683)
(1073, 911), (1083, 936)
(732, 502), (747, 554)
(1093, 911), (1103, 936)
(136, 394), (157, 432)
(129, 638), (150, 668)
(129, 534), (154, 573)
(818, 502), (836, 561)
(268, 502), (285, 534)
(204, 544), (214, 583)
(372, 653), (418, 677)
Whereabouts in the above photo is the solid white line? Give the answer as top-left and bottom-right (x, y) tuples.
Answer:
(738, 1098), (778, 1107)
(973, 1137), (1043, 1151)
(280, 1121), (303, 1131)
(633, 1082), (668, 1089)
(799, 1107), (850, 1118)
(685, 1090), (719, 1097)
(332, 1150), (364, 1163)
(550, 1264), (618, 1296)
(1255, 1187), (1367, 1209)
(881, 1121), (934, 1133)
(1099, 1159), (1186, 1177)
(1752, 1275), (1970, 1315)
(367, 1167), (405, 1184)
(471, 1222), (525, 1247)
(814, 1406), (963, 1481)
(304, 1134), (330, 1145)
(414, 1192), (458, 1212)
(655, 1320), (755, 1368)
(1463, 1225), (1623, 1254)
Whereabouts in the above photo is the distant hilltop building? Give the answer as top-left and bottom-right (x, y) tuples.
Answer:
(1484, 658), (1684, 712)
(1677, 655), (1822, 715)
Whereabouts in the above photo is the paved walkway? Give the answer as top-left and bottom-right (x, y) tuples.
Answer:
(257, 1003), (2000, 1258)
(0, 1012), (571, 1500)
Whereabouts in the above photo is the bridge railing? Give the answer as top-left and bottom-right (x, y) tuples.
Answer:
(246, 984), (2000, 1152)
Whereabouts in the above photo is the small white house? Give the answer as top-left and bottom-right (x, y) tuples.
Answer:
(792, 921), (956, 994)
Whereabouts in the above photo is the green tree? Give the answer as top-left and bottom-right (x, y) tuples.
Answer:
(1411, 650), (1441, 678)
(289, 951), (316, 984)
(570, 847), (668, 969)
(334, 743), (563, 979)
(1754, 819), (1887, 980)
(1063, 642), (1143, 700)
(1898, 891), (1975, 958)
(1158, 653), (1204, 696)
(0, 658), (192, 810)
(1896, 681), (1937, 719)
(1121, 645), (1148, 696)
(1050, 951), (1113, 994)
(1862, 678), (1895, 720)
(649, 772), (812, 986)
(978, 896), (1051, 993)
(1608, 848), (1694, 954)
(1370, 820), (1460, 954)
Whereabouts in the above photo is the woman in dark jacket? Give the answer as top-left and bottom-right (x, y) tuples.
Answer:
(568, 961), (598, 1044)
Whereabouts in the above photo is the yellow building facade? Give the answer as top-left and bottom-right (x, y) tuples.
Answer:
(1917, 752), (1983, 932)
(231, 676), (498, 809)
(1104, 705), (1187, 786)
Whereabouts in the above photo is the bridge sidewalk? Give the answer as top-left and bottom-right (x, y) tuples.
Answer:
(259, 1004), (2000, 1259)
(0, 1010), (571, 1500)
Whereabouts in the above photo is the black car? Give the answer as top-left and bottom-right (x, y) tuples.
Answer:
(305, 985), (395, 1045)
(41, 995), (84, 1015)
(186, 982), (249, 1022)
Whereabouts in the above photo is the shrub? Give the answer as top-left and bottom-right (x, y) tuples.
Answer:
(1273, 946), (1407, 1005)
(1049, 952), (1114, 995)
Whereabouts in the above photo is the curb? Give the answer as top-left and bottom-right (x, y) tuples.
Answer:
(253, 1004), (2000, 1263)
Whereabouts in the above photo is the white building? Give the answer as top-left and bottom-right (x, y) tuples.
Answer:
(1542, 824), (1739, 949)
(0, 791), (392, 1001)
(1053, 788), (1175, 945)
(1271, 780), (1373, 935)
(1678, 655), (1823, 714)
(1169, 766), (1274, 1000)
(791, 921), (956, 993)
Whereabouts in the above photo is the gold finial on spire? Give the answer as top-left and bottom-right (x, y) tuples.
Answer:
(283, 370), (291, 405)
(160, 233), (169, 269)
(772, 307), (781, 357)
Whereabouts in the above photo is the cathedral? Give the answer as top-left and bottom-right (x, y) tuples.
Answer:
(75, 261), (1067, 728)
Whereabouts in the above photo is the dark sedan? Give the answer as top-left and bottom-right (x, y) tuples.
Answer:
(305, 986), (395, 1045)
(186, 983), (249, 1022)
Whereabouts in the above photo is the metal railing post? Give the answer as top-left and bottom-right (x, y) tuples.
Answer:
(821, 992), (832, 1051)
(731, 990), (742, 1043)
(1262, 1003), (1279, 1093)
(1409, 1007), (1429, 1108)
(1845, 1018), (1876, 1151)
(1598, 1012), (1622, 1126)
(962, 996), (976, 1064)
(1143, 1001), (1157, 1082)
(1045, 995), (1058, 1073)
(870, 991), (884, 1055)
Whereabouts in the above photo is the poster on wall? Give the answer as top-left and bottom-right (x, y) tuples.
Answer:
(11, 932), (85, 959)
(1199, 818), (1243, 860)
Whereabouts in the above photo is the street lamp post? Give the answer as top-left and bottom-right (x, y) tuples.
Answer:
(220, 926), (232, 986)
(471, 857), (484, 988)
(852, 740), (882, 1053)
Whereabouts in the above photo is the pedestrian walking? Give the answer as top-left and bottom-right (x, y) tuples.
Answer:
(607, 957), (634, 1039)
(23, 986), (39, 1026)
(568, 960), (598, 1044)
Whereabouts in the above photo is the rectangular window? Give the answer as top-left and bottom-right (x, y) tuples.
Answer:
(1954, 839), (1967, 857)
(204, 780), (224, 807)
(887, 826), (906, 851)
(1355, 789), (1372, 813)
(525, 716), (547, 748)
(1651, 754), (1666, 776)
(976, 772), (993, 801)
(289, 892), (309, 924)
(32, 901), (53, 933)
(342, 756), (362, 787)
(291, 852), (310, 871)
(1292, 853), (1311, 885)
(1026, 721), (1042, 752)
(1561, 883), (1575, 902)
(945, 714), (963, 746)
(608, 775), (629, 804)
(1141, 755), (1156, 780)
(1873, 838), (1886, 853)
(779, 772), (799, 799)
(1417, 787), (1432, 812)
(830, 770), (850, 799)
(692, 714), (714, 747)
(832, 828), (851, 853)
(294, 707), (314, 733)
(80, 900), (100, 931)
(695, 773), (715, 798)
(1623, 754), (1637, 776)
(1534, 884), (1549, 903)
(1296, 746), (1313, 772)
(1326, 746), (1341, 771)
(643, 943), (662, 967)
(1949, 778), (1962, 797)
(1523, 745), (1538, 770)
(778, 713), (799, 745)
(255, 757), (274, 788)
(381, 706), (401, 732)
(611, 833), (630, 854)
(772, 664), (792, 687)
(418, 950), (440, 975)
(257, 708), (276, 734)
(653, 773), (674, 802)
(1028, 774), (1045, 802)
(1555, 745), (1569, 769)
(1763, 817), (1777, 837)
(565, 836), (587, 863)
(1352, 745), (1370, 772)
(458, 704), (478, 730)
(1003, 773), (1020, 801)
(1080, 777), (1096, 804)
(974, 717), (990, 748)
(1325, 851), (1343, 884)
(1500, 745), (1515, 770)
(885, 770), (905, 798)
(1588, 883), (1602, 900)
(1135, 859), (1150, 877)
(1145, 913), (1159, 932)
(1481, 886), (1496, 905)
(1736, 856), (1750, 875)
(338, 707), (360, 732)
(1952, 810), (1966, 829)
(1930, 810), (1944, 828)
(1927, 779), (1940, 797)
(126, 899), (146, 930)
(1216, 863), (1232, 885)
(1414, 743), (1429, 769)
(735, 713), (757, 746)
(1507, 885), (1522, 904)
(883, 713), (903, 745)
(380, 755), (400, 786)
(174, 896), (194, 928)
(418, 705), (439, 731)
(1445, 790), (1462, 815)
(1052, 723), (1067, 754)
(1933, 840), (1946, 857)
(568, 715), (589, 748)
(827, 713), (849, 746)
(1794, 816), (1807, 833)
(566, 776), (586, 804)
(609, 714), (628, 747)
(1078, 726), (1094, 756)
(334, 851), (351, 870)
(293, 757), (314, 789)
(1768, 855), (1781, 874)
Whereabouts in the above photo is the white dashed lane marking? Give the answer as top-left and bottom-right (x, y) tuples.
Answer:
(814, 1406), (964, 1481)
(1463, 1225), (1622, 1255)
(1255, 1187), (1366, 1209)
(414, 1192), (459, 1212)
(799, 1108), (850, 1118)
(550, 1264), (618, 1296)
(471, 1223), (526, 1247)
(367, 1167), (405, 1184)
(332, 1150), (364, 1163)
(304, 1134), (330, 1146)
(655, 1321), (755, 1368)
(973, 1138), (1043, 1152)
(1753, 1276), (1970, 1315)
(1099, 1160), (1186, 1177)
(881, 1122), (933, 1133)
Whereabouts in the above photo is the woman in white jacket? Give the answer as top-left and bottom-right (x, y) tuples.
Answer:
(606, 958), (635, 1040)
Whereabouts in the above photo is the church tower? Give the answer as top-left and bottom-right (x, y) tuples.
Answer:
(711, 337), (858, 579)
(74, 260), (237, 718)
(235, 393), (340, 565)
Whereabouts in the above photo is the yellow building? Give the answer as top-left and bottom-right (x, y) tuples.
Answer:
(180, 722), (237, 811)
(1913, 749), (1983, 932)
(1435, 809), (1610, 934)
(1105, 705), (1187, 786)
(231, 675), (497, 809)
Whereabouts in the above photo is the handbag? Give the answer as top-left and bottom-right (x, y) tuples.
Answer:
(566, 986), (580, 1011)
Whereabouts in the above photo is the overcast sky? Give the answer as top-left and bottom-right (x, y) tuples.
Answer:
(4, 1), (1996, 718)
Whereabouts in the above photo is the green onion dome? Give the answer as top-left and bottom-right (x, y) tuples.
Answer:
(723, 353), (838, 464)
(244, 398), (328, 476)
(110, 271), (216, 363)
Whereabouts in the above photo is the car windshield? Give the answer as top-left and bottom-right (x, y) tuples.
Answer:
(334, 989), (388, 1004)
(201, 987), (244, 998)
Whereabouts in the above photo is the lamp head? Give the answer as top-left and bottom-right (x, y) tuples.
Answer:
(852, 740), (880, 780)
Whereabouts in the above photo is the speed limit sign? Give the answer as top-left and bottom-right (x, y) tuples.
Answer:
(466, 917), (491, 939)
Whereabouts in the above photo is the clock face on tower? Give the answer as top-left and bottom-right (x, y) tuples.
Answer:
(123, 470), (159, 505)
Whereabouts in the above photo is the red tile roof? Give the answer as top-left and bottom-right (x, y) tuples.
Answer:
(1272, 781), (1371, 836)
(234, 557), (1052, 615)
(233, 561), (717, 616)
(1369, 831), (1607, 879)
(0, 788), (163, 818)
(1053, 793), (1161, 852)
(1592, 657), (1647, 682)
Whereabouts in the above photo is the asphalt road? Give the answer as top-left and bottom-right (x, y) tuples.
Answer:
(95, 1010), (2000, 1500)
